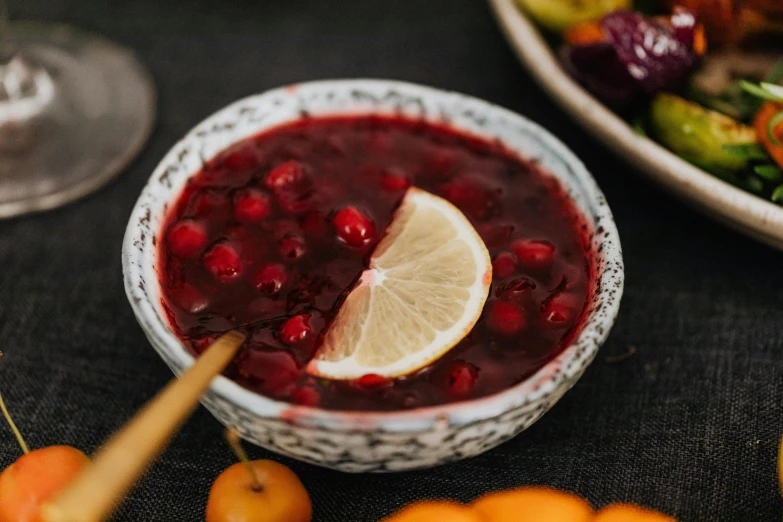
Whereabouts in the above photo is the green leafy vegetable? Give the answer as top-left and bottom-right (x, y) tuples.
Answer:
(722, 143), (770, 161)
(760, 83), (783, 101)
(753, 165), (783, 182)
(740, 80), (783, 102)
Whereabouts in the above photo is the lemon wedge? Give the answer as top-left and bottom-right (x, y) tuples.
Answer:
(309, 187), (491, 380)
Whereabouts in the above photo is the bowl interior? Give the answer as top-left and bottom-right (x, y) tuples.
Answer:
(123, 79), (623, 431)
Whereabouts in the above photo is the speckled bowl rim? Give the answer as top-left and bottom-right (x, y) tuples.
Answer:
(122, 79), (624, 433)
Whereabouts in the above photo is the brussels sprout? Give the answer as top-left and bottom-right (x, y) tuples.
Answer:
(516, 0), (630, 34)
(650, 93), (758, 173)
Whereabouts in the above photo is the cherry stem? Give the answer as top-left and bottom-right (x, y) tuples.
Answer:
(225, 428), (263, 492)
(0, 390), (29, 455)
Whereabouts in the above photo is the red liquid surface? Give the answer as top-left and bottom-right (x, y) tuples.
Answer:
(159, 116), (592, 411)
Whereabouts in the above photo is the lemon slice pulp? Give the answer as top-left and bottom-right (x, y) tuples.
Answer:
(309, 187), (492, 380)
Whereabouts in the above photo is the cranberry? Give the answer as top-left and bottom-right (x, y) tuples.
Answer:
(492, 252), (517, 279)
(233, 188), (271, 223)
(266, 161), (312, 216)
(279, 314), (312, 345)
(169, 284), (208, 314)
(203, 242), (243, 282)
(237, 350), (300, 393)
(446, 361), (478, 399)
(488, 300), (526, 336)
(167, 220), (208, 258)
(291, 386), (320, 407)
(279, 234), (307, 260)
(333, 206), (375, 247)
(254, 263), (288, 294)
(512, 239), (556, 270)
(354, 374), (393, 389)
(541, 297), (577, 329)
(265, 160), (307, 189)
(496, 277), (536, 301)
(380, 169), (410, 191)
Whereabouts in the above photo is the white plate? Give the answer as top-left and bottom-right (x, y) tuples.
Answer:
(489, 0), (783, 250)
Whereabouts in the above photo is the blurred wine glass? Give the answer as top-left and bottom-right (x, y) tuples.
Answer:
(0, 0), (155, 218)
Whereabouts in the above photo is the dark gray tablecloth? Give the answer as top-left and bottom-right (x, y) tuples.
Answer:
(1, 1), (781, 520)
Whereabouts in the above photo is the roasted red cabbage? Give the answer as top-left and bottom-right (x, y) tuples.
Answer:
(561, 8), (700, 109)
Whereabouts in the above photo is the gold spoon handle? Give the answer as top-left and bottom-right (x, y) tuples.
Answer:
(41, 330), (246, 522)
(778, 433), (783, 495)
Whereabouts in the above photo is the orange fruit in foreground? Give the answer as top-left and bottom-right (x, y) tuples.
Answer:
(381, 501), (484, 522)
(471, 486), (593, 522)
(594, 503), (677, 522)
(206, 460), (312, 522)
(0, 445), (89, 522)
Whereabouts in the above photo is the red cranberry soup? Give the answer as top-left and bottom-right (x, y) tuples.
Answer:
(159, 116), (592, 411)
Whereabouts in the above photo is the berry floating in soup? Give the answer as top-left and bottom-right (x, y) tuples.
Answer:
(158, 116), (592, 411)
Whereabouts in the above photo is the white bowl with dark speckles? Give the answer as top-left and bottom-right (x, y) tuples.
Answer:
(122, 79), (624, 472)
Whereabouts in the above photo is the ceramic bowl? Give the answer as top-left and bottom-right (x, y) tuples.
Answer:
(122, 79), (624, 473)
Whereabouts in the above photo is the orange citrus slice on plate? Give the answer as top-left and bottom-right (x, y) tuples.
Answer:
(309, 187), (491, 380)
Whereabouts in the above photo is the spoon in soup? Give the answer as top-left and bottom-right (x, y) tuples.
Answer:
(39, 330), (246, 522)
